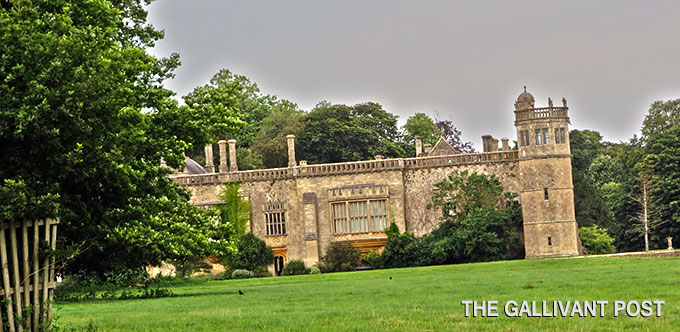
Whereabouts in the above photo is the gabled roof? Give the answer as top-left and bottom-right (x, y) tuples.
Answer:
(426, 136), (461, 157)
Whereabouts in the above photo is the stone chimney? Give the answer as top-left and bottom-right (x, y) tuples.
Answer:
(228, 139), (238, 172)
(501, 138), (510, 151)
(218, 140), (228, 173)
(300, 160), (308, 166)
(415, 136), (422, 156)
(481, 135), (492, 152)
(423, 144), (432, 154)
(204, 144), (214, 173)
(287, 135), (296, 168)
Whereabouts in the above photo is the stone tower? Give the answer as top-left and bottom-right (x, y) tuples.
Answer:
(514, 87), (579, 258)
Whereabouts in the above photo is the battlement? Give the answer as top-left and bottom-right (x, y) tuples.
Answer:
(171, 150), (519, 185)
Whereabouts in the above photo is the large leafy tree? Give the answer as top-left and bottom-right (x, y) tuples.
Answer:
(250, 101), (305, 168)
(297, 101), (406, 164)
(0, 0), (235, 278)
(402, 113), (439, 147)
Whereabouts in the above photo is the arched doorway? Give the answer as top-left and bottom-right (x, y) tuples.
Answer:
(274, 255), (285, 276)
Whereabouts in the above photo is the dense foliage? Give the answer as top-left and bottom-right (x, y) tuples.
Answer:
(403, 113), (440, 147)
(282, 260), (308, 276)
(225, 233), (274, 272)
(380, 171), (523, 269)
(297, 102), (407, 163)
(0, 0), (237, 279)
(569, 98), (680, 252)
(317, 242), (361, 273)
(578, 225), (616, 255)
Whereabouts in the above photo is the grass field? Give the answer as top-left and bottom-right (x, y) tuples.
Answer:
(56, 256), (679, 331)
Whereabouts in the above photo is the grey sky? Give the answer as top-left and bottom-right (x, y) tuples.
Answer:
(147, 0), (680, 147)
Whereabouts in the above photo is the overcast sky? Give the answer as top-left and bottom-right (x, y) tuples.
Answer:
(146, 0), (680, 147)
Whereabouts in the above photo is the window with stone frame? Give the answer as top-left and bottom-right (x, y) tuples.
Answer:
(331, 199), (388, 234)
(534, 129), (542, 145)
(542, 128), (550, 145)
(265, 212), (286, 236)
(264, 203), (287, 236)
(519, 130), (530, 146)
(555, 128), (566, 144)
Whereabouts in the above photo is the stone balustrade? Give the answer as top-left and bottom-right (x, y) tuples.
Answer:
(171, 150), (519, 185)
(515, 106), (568, 121)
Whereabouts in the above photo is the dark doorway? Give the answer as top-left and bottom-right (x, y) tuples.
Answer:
(274, 256), (285, 276)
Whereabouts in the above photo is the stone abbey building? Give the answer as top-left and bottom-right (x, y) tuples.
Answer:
(172, 89), (580, 275)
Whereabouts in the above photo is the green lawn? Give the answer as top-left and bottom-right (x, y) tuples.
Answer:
(57, 256), (679, 331)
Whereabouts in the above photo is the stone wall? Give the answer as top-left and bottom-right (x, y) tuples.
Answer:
(403, 161), (519, 236)
(172, 150), (521, 267)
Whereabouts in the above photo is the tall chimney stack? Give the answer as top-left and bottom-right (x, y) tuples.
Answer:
(204, 144), (214, 173)
(228, 139), (238, 172)
(287, 135), (296, 168)
(218, 140), (228, 173)
(501, 138), (510, 151)
(415, 136), (422, 157)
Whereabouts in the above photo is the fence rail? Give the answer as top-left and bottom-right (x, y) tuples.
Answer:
(0, 218), (59, 332)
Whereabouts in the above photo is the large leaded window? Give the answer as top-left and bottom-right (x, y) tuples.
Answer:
(331, 199), (387, 234)
(265, 211), (286, 236)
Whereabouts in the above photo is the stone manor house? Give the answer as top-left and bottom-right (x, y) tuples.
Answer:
(171, 89), (580, 275)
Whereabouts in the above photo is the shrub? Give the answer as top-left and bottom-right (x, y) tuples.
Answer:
(362, 251), (384, 269)
(317, 242), (361, 273)
(579, 225), (616, 254)
(231, 269), (254, 279)
(308, 267), (321, 274)
(253, 266), (271, 278)
(226, 233), (274, 271)
(282, 260), (308, 276)
(381, 223), (419, 268)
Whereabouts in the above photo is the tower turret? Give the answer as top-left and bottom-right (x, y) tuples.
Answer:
(514, 88), (579, 258)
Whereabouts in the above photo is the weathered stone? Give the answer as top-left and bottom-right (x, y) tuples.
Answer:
(173, 88), (580, 271)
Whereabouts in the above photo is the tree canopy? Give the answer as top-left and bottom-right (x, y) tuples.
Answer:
(0, 0), (236, 278)
(297, 102), (406, 164)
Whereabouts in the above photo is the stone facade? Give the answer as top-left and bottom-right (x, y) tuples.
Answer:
(172, 89), (580, 274)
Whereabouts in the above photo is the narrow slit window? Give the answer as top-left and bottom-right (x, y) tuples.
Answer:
(544, 188), (549, 200)
(547, 236), (552, 246)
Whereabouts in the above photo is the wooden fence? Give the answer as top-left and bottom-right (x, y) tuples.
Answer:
(0, 219), (59, 332)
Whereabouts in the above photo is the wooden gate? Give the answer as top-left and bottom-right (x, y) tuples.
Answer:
(0, 218), (59, 332)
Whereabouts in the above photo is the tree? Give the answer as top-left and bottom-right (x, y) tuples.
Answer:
(251, 102), (305, 168)
(297, 102), (406, 164)
(643, 126), (680, 248)
(0, 0), (234, 278)
(226, 233), (274, 271)
(435, 119), (474, 153)
(429, 170), (505, 217)
(317, 242), (361, 272)
(426, 171), (523, 263)
(641, 99), (680, 140)
(578, 225), (616, 254)
(183, 69), (271, 146)
(403, 113), (439, 147)
(569, 130), (610, 228)
(381, 223), (419, 269)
